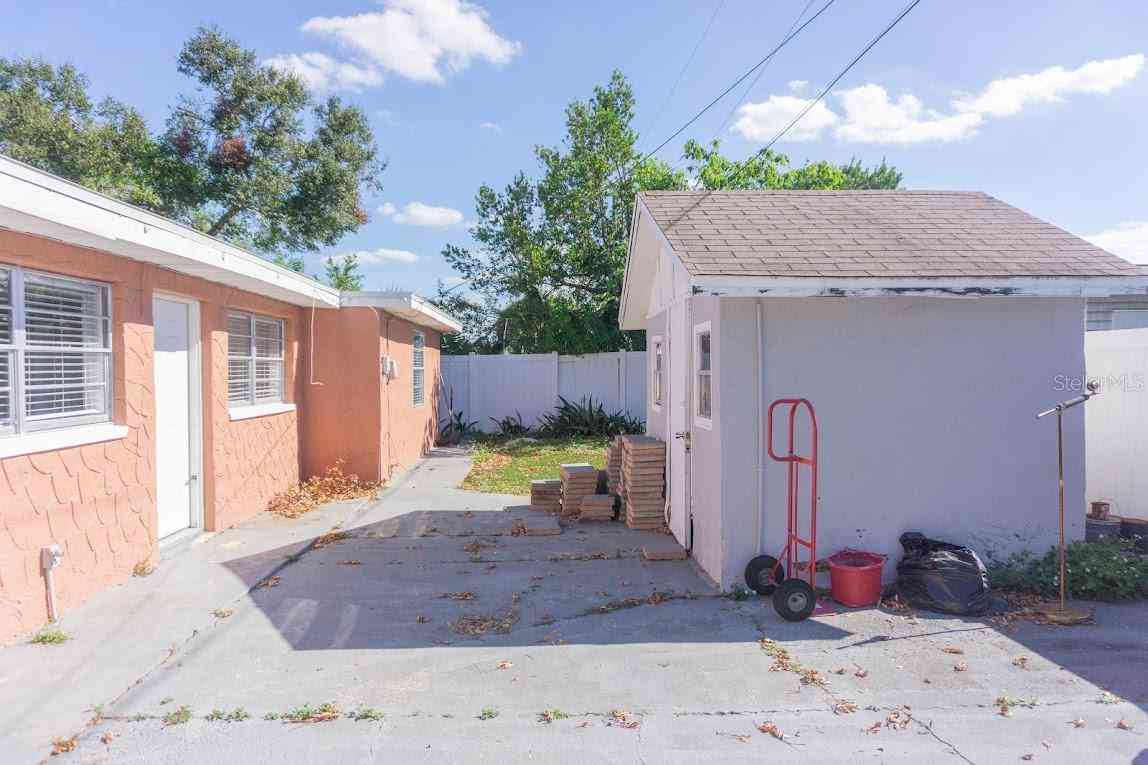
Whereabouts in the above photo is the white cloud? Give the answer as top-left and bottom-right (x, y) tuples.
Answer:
(380, 200), (464, 226)
(479, 120), (503, 133)
(954, 54), (1145, 117)
(787, 79), (808, 93)
(300, 0), (521, 85)
(732, 53), (1143, 145)
(263, 52), (382, 93)
(731, 95), (838, 142)
(834, 85), (985, 144)
(349, 247), (421, 264)
(1085, 221), (1148, 264)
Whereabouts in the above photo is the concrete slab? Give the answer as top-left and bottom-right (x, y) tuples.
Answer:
(5, 447), (1148, 764)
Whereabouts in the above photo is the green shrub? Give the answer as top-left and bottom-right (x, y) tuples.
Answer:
(490, 411), (530, 437)
(537, 396), (644, 438)
(989, 540), (1148, 601)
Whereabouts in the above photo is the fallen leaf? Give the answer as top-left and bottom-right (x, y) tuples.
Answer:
(942, 647), (964, 655)
(1021, 755), (1034, 761)
(497, 660), (513, 670)
(757, 721), (784, 740)
(338, 559), (361, 566)
(608, 709), (640, 729)
(953, 662), (968, 673)
(100, 732), (115, 744)
(1116, 719), (1132, 731)
(442, 591), (475, 601)
(865, 721), (883, 734)
(577, 720), (590, 728)
(831, 667), (847, 675)
(1011, 656), (1030, 669)
(854, 667), (869, 679)
(833, 700), (858, 715)
(256, 575), (281, 589)
(1069, 718), (1086, 728)
(52, 736), (78, 754)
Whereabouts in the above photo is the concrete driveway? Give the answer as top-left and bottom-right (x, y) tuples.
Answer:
(4, 450), (1147, 764)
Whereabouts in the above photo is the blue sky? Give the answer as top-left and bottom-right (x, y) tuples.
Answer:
(5, 0), (1148, 294)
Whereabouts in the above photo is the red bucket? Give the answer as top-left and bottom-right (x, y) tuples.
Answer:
(826, 549), (887, 608)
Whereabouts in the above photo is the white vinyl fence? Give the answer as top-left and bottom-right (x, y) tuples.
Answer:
(1085, 328), (1148, 521)
(439, 351), (647, 432)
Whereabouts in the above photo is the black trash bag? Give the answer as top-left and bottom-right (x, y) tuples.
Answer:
(894, 532), (991, 616)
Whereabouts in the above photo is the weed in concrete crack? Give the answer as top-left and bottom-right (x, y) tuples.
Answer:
(350, 707), (385, 722)
(313, 531), (351, 550)
(205, 709), (226, 721)
(212, 608), (234, 619)
(162, 706), (192, 726)
(30, 627), (70, 645)
(1098, 690), (1121, 705)
(726, 585), (753, 601)
(207, 708), (249, 722)
(159, 697), (173, 705)
(607, 709), (640, 729)
(263, 712), (279, 721)
(282, 703), (340, 723)
(478, 707), (499, 720)
(995, 694), (1038, 717)
(538, 708), (570, 723)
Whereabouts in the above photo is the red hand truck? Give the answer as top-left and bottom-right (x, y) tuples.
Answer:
(743, 398), (822, 621)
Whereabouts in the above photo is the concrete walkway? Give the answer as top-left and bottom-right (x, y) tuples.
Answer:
(4, 449), (1148, 764)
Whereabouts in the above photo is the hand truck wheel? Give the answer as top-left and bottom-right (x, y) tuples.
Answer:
(744, 554), (785, 596)
(772, 578), (816, 622)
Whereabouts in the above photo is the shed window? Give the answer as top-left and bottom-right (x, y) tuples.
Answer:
(695, 324), (712, 423)
(412, 330), (425, 406)
(652, 337), (664, 408)
(0, 265), (113, 436)
(228, 311), (284, 407)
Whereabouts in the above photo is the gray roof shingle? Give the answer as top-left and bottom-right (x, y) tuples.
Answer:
(639, 190), (1139, 278)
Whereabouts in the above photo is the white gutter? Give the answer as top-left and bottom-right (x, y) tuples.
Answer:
(340, 291), (462, 333)
(0, 155), (340, 308)
(692, 274), (1148, 299)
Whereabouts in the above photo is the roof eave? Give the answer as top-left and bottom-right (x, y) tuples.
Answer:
(340, 291), (463, 333)
(689, 274), (1148, 299)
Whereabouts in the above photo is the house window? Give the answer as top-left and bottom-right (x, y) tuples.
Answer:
(1112, 310), (1148, 330)
(695, 322), (712, 426)
(227, 311), (284, 407)
(651, 337), (664, 408)
(412, 330), (425, 406)
(0, 265), (113, 436)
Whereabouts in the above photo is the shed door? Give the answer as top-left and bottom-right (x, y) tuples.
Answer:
(667, 299), (691, 545)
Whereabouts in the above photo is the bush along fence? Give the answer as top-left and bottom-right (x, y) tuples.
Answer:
(439, 351), (647, 434)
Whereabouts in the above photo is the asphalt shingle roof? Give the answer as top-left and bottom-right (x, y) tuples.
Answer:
(640, 190), (1139, 278)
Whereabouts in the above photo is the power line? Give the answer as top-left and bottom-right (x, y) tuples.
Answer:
(711, 0), (817, 143)
(758, 0), (924, 153)
(641, 0), (727, 143)
(639, 0), (838, 163)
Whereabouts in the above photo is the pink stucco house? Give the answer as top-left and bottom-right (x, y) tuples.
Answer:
(0, 156), (460, 640)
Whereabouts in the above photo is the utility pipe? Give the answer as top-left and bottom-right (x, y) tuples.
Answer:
(754, 300), (764, 557)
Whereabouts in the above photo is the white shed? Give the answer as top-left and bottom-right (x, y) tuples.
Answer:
(620, 190), (1146, 590)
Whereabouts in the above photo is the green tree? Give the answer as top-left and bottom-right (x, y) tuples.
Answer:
(0, 27), (383, 260)
(682, 138), (902, 190)
(440, 71), (685, 355)
(440, 73), (904, 354)
(323, 254), (363, 291)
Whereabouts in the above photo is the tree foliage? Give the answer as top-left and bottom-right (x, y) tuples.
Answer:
(323, 254), (364, 291)
(439, 72), (903, 354)
(0, 27), (383, 261)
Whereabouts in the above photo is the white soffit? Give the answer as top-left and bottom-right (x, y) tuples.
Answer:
(691, 274), (1148, 298)
(0, 156), (340, 308)
(341, 291), (463, 333)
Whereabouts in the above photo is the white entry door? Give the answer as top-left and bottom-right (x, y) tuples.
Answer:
(667, 299), (691, 545)
(153, 296), (199, 539)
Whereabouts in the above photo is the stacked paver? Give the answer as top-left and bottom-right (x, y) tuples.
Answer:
(530, 479), (562, 513)
(605, 438), (624, 496)
(559, 463), (599, 516)
(579, 494), (615, 522)
(620, 435), (667, 530)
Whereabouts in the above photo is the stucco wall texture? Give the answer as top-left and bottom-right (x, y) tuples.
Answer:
(1, 231), (441, 641)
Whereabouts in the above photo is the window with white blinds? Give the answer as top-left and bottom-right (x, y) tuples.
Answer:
(227, 311), (284, 407)
(0, 266), (113, 436)
(412, 330), (425, 407)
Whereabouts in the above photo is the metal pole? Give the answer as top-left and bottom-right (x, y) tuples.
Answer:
(1057, 408), (1066, 611)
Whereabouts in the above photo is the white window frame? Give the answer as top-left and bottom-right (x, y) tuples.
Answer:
(227, 310), (285, 410)
(412, 330), (426, 407)
(651, 335), (664, 411)
(0, 264), (114, 438)
(693, 321), (713, 430)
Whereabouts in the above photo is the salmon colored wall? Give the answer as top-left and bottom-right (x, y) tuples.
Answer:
(379, 317), (440, 482)
(299, 308), (440, 484)
(0, 231), (302, 640)
(299, 307), (382, 482)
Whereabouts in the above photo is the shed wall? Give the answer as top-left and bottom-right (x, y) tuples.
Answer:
(717, 296), (1085, 589)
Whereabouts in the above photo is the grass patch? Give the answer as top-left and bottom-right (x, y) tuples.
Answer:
(478, 707), (499, 720)
(162, 705), (192, 726)
(281, 703), (340, 723)
(989, 540), (1148, 601)
(350, 706), (386, 721)
(30, 627), (70, 645)
(206, 707), (249, 722)
(538, 708), (570, 723)
(461, 437), (609, 495)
